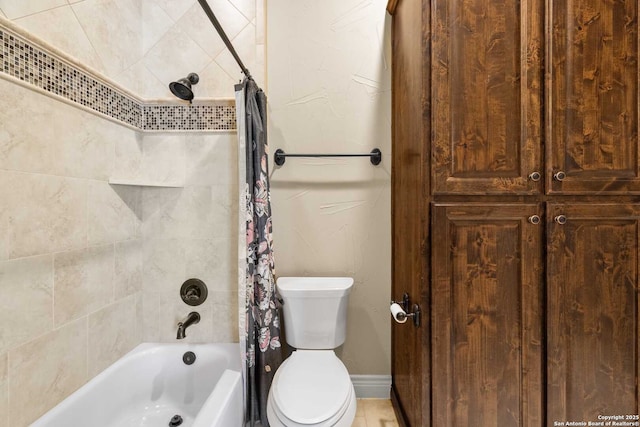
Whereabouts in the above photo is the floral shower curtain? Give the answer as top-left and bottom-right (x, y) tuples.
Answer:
(235, 78), (283, 426)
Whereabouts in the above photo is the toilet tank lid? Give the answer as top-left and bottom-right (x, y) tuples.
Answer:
(277, 277), (353, 297)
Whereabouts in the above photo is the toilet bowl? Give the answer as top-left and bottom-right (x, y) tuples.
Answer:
(267, 351), (356, 427)
(267, 277), (356, 427)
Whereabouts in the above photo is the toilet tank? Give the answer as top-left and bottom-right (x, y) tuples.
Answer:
(276, 277), (353, 350)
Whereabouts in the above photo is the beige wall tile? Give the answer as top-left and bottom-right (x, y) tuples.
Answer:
(210, 291), (238, 342)
(0, 82), (56, 176)
(0, 0), (67, 20)
(135, 293), (144, 340)
(0, 255), (53, 354)
(150, 0), (194, 22)
(0, 78), (122, 180)
(143, 238), (186, 293)
(230, 0), (255, 23)
(0, 353), (7, 427)
(2, 0), (263, 99)
(87, 181), (141, 246)
(0, 8), (6, 18)
(143, 25), (211, 89)
(88, 296), (140, 377)
(113, 133), (185, 185)
(142, 289), (160, 341)
(184, 133), (237, 186)
(184, 186), (234, 239)
(112, 131), (144, 182)
(9, 173), (87, 259)
(9, 319), (87, 426)
(176, 1), (247, 60)
(56, 116), (123, 181)
(195, 60), (237, 98)
(142, 185), (233, 240)
(114, 60), (168, 99)
(0, 171), (9, 262)
(141, 0), (174, 53)
(184, 238), (236, 292)
(142, 238), (184, 341)
(115, 239), (143, 299)
(214, 22), (256, 82)
(140, 134), (186, 184)
(13, 5), (104, 72)
(254, 0), (264, 44)
(71, 0), (143, 76)
(54, 245), (115, 327)
(141, 187), (186, 239)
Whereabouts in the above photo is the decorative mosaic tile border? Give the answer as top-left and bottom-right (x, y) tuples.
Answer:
(144, 104), (236, 131)
(0, 23), (236, 131)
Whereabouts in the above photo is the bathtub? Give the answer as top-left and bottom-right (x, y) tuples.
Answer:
(32, 343), (243, 427)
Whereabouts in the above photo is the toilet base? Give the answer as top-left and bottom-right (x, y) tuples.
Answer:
(266, 386), (357, 427)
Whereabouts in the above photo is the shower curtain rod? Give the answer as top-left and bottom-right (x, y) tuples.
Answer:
(197, 0), (252, 80)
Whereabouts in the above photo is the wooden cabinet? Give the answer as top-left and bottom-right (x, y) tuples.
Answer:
(547, 204), (640, 422)
(432, 0), (544, 195)
(548, 1), (640, 194)
(389, 0), (640, 425)
(432, 204), (544, 427)
(431, 0), (640, 195)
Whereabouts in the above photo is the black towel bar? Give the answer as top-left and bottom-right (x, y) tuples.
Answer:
(273, 148), (382, 166)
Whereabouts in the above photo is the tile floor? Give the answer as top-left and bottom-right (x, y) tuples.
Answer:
(353, 399), (400, 426)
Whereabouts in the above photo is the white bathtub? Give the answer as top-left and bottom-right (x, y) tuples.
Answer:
(32, 343), (243, 427)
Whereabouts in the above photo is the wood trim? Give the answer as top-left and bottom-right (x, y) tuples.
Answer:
(386, 0), (400, 15)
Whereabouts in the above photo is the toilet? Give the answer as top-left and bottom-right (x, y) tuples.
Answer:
(267, 277), (357, 427)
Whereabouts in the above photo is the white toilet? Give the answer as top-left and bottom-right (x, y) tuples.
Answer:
(267, 277), (357, 427)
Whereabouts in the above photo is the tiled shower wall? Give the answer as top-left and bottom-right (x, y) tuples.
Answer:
(0, 0), (264, 98)
(0, 80), (240, 424)
(0, 0), (258, 424)
(0, 77), (144, 426)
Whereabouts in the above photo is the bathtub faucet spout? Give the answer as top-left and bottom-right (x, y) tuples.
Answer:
(176, 312), (200, 339)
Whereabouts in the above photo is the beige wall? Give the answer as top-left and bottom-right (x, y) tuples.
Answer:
(267, 0), (392, 375)
(0, 0), (264, 98)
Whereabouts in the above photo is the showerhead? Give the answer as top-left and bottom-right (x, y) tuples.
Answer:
(169, 73), (200, 102)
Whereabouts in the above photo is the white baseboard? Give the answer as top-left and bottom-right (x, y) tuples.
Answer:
(350, 375), (391, 399)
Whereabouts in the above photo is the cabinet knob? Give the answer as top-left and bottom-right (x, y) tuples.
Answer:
(528, 171), (541, 182)
(528, 215), (541, 225)
(554, 215), (567, 225)
(553, 171), (566, 181)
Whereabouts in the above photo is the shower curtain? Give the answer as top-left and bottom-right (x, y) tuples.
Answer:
(235, 78), (283, 426)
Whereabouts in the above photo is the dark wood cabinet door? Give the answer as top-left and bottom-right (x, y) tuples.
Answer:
(390, 0), (428, 425)
(432, 204), (543, 427)
(432, 0), (543, 195)
(548, 1), (639, 194)
(547, 204), (640, 422)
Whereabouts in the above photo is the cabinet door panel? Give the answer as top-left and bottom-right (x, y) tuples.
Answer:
(432, 204), (543, 427)
(547, 204), (640, 421)
(432, 0), (543, 194)
(548, 1), (639, 193)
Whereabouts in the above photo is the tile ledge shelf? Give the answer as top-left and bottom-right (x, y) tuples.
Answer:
(0, 16), (237, 131)
(108, 179), (184, 188)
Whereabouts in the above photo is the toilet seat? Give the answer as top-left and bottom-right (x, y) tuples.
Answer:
(268, 351), (356, 426)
